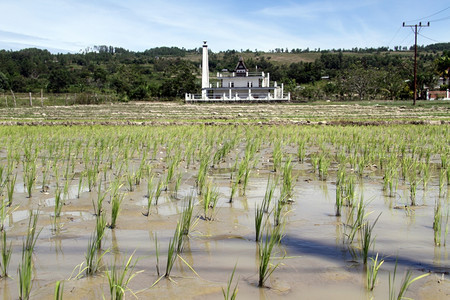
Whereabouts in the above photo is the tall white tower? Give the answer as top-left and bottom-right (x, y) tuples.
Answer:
(201, 41), (209, 99)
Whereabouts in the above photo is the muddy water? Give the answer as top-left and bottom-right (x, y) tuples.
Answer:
(2, 159), (449, 300)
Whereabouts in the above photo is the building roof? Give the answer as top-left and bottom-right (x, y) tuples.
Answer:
(235, 57), (248, 76)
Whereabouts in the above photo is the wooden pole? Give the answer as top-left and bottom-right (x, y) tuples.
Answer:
(41, 89), (44, 107)
(10, 89), (16, 107)
(29, 92), (33, 107)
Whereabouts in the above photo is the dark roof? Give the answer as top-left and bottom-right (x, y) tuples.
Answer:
(234, 57), (248, 73)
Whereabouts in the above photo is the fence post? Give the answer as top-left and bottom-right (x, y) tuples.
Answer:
(41, 89), (44, 107)
(29, 92), (33, 107)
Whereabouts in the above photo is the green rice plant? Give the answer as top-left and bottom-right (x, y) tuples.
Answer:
(85, 230), (108, 276)
(154, 177), (164, 206)
(1, 230), (12, 278)
(441, 153), (448, 169)
(0, 201), (6, 232)
(281, 156), (294, 200)
(297, 139), (306, 163)
(202, 182), (219, 221)
(164, 222), (182, 278)
(366, 253), (384, 291)
(241, 160), (251, 196)
(258, 224), (283, 287)
(360, 213), (381, 265)
(222, 263), (238, 300)
(24, 164), (36, 198)
(86, 167), (96, 192)
(196, 154), (210, 194)
(318, 153), (330, 180)
(439, 168), (446, 198)
(262, 175), (277, 213)
(109, 191), (124, 229)
(154, 233), (160, 277)
(335, 167), (346, 216)
(77, 173), (84, 199)
(180, 195), (195, 236)
(173, 171), (182, 199)
(345, 196), (368, 244)
(24, 210), (41, 252)
(408, 170), (419, 206)
(126, 171), (135, 192)
(54, 187), (63, 218)
(54, 280), (64, 300)
(229, 179), (238, 203)
(272, 141), (282, 172)
(92, 179), (108, 217)
(96, 212), (107, 250)
(421, 162), (430, 190)
(18, 210), (41, 300)
(143, 174), (155, 217)
(433, 200), (449, 246)
(18, 243), (33, 300)
(310, 153), (319, 174)
(389, 261), (429, 300)
(106, 253), (139, 300)
(356, 155), (366, 177)
(383, 166), (398, 197)
(255, 204), (265, 242)
(273, 198), (284, 227)
(6, 173), (16, 207)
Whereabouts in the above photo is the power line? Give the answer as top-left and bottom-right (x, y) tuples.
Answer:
(418, 33), (441, 43)
(429, 15), (450, 22)
(402, 21), (430, 105)
(406, 6), (450, 22)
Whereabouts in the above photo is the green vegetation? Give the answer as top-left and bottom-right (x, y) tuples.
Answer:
(0, 44), (448, 102)
(222, 264), (239, 300)
(106, 254), (138, 300)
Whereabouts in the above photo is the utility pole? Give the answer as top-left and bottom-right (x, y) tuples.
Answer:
(402, 21), (430, 105)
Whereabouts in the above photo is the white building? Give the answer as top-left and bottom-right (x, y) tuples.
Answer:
(186, 41), (290, 102)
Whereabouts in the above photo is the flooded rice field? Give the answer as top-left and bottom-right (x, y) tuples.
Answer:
(0, 124), (449, 299)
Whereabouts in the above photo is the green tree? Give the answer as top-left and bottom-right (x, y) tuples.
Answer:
(435, 51), (450, 87)
(0, 72), (9, 92)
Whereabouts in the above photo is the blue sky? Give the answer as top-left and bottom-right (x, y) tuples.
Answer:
(0, 0), (449, 53)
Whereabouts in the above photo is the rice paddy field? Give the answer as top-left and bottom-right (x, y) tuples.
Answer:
(0, 102), (449, 299)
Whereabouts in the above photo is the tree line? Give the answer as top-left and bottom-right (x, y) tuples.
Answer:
(0, 43), (449, 103)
